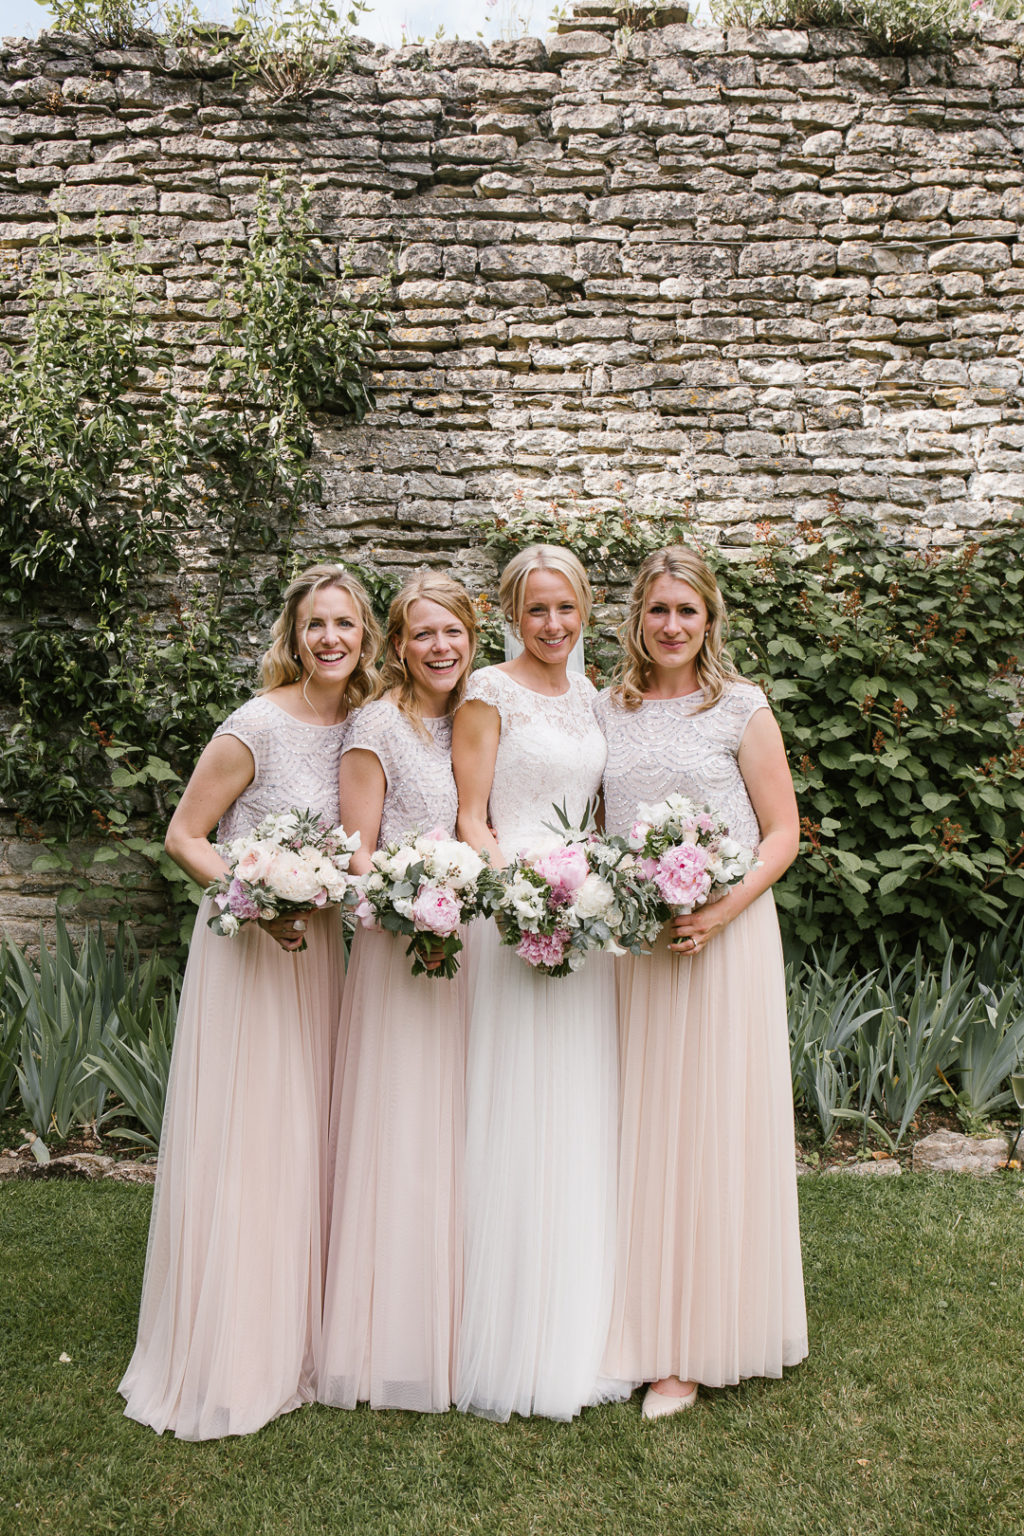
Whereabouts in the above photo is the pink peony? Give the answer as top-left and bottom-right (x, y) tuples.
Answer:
(411, 885), (461, 936)
(534, 845), (589, 901)
(226, 878), (261, 921)
(516, 928), (570, 968)
(654, 844), (712, 909)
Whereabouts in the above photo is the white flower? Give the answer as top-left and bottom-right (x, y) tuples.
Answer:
(572, 873), (615, 921)
(392, 896), (415, 920)
(387, 846), (421, 880)
(220, 913), (240, 936)
(266, 848), (326, 903)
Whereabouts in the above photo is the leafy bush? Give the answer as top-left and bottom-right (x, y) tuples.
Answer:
(707, 0), (995, 54)
(1, 184), (388, 938)
(727, 510), (1024, 961)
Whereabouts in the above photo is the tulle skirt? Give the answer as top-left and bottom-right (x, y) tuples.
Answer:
(455, 921), (629, 1422)
(603, 891), (808, 1387)
(318, 925), (465, 1412)
(119, 897), (344, 1441)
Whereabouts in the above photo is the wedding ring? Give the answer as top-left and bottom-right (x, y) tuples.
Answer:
(293, 919), (307, 933)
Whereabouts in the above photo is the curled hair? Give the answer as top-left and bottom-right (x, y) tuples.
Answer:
(499, 544), (592, 635)
(612, 545), (741, 712)
(260, 563), (381, 708)
(378, 571), (478, 737)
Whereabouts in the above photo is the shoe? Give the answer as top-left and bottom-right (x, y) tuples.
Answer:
(641, 1382), (698, 1420)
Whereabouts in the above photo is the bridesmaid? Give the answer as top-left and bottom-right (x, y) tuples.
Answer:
(453, 545), (628, 1422)
(317, 571), (476, 1413)
(120, 564), (380, 1440)
(599, 545), (808, 1419)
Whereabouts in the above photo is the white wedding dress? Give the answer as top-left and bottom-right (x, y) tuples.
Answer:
(455, 667), (629, 1421)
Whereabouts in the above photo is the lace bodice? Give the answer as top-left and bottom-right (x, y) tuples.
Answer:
(595, 683), (770, 849)
(343, 697), (456, 847)
(462, 667), (607, 853)
(213, 695), (351, 841)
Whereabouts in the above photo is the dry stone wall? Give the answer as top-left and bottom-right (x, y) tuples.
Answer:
(1, 9), (1024, 577)
(2, 9), (1024, 935)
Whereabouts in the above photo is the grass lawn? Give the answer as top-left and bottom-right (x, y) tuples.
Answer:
(1, 1176), (1022, 1536)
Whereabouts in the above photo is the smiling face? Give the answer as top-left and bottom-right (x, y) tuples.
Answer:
(297, 583), (365, 687)
(400, 597), (472, 712)
(641, 574), (708, 683)
(518, 568), (582, 670)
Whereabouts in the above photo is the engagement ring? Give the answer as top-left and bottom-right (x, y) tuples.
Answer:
(293, 919), (307, 933)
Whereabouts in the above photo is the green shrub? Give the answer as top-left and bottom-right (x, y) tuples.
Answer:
(727, 511), (1024, 961)
(707, 0), (997, 54)
(0, 184), (388, 940)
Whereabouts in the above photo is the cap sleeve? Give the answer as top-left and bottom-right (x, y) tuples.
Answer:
(462, 667), (510, 722)
(212, 697), (271, 778)
(342, 700), (395, 785)
(727, 682), (772, 750)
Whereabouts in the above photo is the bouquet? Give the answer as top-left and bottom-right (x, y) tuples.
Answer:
(355, 828), (502, 979)
(628, 794), (759, 922)
(206, 808), (360, 946)
(494, 804), (662, 979)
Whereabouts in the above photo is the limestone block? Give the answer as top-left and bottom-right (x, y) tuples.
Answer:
(929, 241), (1012, 273)
(911, 1130), (1010, 1175)
(738, 240), (834, 277)
(824, 1159), (902, 1177)
(544, 32), (612, 63)
(479, 245), (580, 286)
(550, 105), (622, 139)
(434, 134), (516, 165)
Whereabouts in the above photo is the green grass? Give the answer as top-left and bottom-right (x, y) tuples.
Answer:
(1, 1178), (1023, 1536)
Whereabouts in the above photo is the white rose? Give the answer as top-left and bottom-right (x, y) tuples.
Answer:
(393, 896), (415, 920)
(388, 847), (421, 880)
(220, 913), (240, 936)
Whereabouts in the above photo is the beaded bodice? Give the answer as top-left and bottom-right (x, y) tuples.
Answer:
(213, 695), (351, 841)
(462, 667), (607, 854)
(595, 683), (770, 848)
(343, 697), (456, 847)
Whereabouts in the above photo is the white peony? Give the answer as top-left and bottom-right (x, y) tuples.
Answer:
(266, 849), (326, 903)
(572, 873), (615, 921)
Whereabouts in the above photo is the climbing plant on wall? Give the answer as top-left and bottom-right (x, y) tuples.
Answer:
(0, 183), (388, 933)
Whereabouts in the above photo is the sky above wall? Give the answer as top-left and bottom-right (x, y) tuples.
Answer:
(1, 0), (552, 50)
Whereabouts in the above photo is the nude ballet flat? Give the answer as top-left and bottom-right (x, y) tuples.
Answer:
(641, 1383), (698, 1420)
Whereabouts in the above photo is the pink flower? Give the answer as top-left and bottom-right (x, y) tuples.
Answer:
(697, 813), (715, 833)
(411, 885), (461, 936)
(355, 895), (377, 929)
(226, 878), (260, 921)
(516, 929), (571, 968)
(534, 845), (589, 901)
(638, 856), (659, 881)
(654, 844), (712, 909)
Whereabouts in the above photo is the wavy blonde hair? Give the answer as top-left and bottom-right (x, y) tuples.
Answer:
(612, 545), (741, 712)
(499, 544), (592, 634)
(260, 563), (381, 708)
(378, 572), (478, 737)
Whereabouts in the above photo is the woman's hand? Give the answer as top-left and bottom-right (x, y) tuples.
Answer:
(668, 896), (735, 956)
(260, 909), (315, 952)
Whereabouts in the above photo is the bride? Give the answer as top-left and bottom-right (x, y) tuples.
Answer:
(451, 544), (627, 1421)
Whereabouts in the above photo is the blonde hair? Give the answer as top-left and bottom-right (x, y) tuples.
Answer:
(612, 546), (741, 711)
(260, 563), (381, 707)
(499, 544), (592, 634)
(378, 572), (478, 736)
